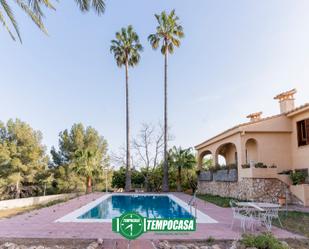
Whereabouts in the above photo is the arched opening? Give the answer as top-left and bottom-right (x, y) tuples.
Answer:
(199, 150), (214, 170)
(215, 143), (238, 167)
(245, 138), (258, 165)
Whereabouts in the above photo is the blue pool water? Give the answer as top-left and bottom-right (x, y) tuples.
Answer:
(78, 195), (193, 219)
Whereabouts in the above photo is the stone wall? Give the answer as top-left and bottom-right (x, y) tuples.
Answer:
(198, 178), (303, 205)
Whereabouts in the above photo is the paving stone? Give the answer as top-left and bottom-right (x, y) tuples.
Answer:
(186, 244), (199, 249)
(96, 238), (103, 245)
(86, 242), (98, 249)
(280, 241), (290, 248)
(2, 243), (16, 249)
(228, 241), (238, 249)
(174, 245), (188, 249)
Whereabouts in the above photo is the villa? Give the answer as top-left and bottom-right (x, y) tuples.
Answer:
(196, 89), (309, 206)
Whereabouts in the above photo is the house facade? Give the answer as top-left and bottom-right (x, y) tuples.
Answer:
(195, 89), (309, 206)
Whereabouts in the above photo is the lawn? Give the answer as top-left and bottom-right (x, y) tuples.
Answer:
(197, 194), (236, 207)
(273, 211), (309, 238)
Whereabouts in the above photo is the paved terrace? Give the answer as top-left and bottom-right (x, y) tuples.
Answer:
(0, 192), (303, 242)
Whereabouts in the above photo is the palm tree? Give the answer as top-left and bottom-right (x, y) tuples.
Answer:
(148, 10), (184, 192)
(110, 25), (143, 192)
(0, 0), (105, 42)
(72, 149), (100, 193)
(169, 147), (196, 192)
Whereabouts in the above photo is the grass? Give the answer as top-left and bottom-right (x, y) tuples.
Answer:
(241, 233), (289, 249)
(0, 198), (71, 219)
(197, 194), (236, 207)
(273, 211), (309, 238)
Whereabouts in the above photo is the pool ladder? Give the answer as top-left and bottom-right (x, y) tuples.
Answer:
(188, 191), (197, 218)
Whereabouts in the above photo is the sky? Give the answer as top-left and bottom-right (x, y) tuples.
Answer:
(1, 0), (309, 157)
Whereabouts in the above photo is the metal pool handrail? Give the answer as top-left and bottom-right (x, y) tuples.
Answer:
(188, 191), (198, 218)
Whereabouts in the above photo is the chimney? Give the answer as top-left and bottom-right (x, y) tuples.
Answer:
(274, 89), (296, 114)
(247, 112), (262, 122)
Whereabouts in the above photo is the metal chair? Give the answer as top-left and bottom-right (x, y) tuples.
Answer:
(230, 200), (255, 232)
(260, 206), (282, 231)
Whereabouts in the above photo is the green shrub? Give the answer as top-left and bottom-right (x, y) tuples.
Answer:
(210, 164), (237, 172)
(241, 164), (250, 169)
(290, 171), (306, 185)
(241, 233), (289, 249)
(255, 162), (267, 168)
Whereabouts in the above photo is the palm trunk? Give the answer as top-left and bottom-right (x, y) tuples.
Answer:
(125, 60), (131, 192)
(15, 180), (20, 199)
(87, 176), (92, 193)
(162, 44), (169, 192)
(177, 166), (182, 192)
(43, 182), (46, 196)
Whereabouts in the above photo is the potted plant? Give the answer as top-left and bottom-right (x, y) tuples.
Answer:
(241, 164), (250, 169)
(255, 162), (267, 168)
(278, 195), (286, 206)
(290, 171), (306, 185)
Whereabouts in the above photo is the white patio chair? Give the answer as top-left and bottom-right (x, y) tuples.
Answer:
(260, 206), (282, 231)
(230, 200), (255, 232)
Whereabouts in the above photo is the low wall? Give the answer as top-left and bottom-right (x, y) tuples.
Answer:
(198, 178), (302, 205)
(0, 193), (78, 210)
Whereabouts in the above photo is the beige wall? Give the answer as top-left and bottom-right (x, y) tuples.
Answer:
(242, 133), (292, 172)
(197, 133), (243, 170)
(244, 115), (292, 133)
(289, 111), (309, 170)
(217, 143), (237, 165)
(245, 139), (258, 163)
(196, 109), (309, 179)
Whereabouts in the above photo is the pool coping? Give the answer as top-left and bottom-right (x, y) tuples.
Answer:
(55, 193), (218, 224)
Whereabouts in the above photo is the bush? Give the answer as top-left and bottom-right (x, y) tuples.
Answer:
(241, 164), (250, 169)
(255, 162), (267, 168)
(111, 167), (145, 189)
(241, 233), (289, 249)
(210, 164), (237, 172)
(290, 171), (306, 185)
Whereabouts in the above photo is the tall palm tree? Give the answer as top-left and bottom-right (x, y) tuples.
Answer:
(148, 10), (184, 192)
(0, 0), (105, 42)
(110, 25), (143, 192)
(169, 147), (196, 192)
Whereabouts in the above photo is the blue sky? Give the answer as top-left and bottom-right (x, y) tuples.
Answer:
(1, 0), (309, 156)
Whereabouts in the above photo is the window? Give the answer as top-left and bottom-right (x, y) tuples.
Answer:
(297, 119), (309, 146)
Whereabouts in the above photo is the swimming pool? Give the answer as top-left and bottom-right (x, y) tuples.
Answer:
(79, 195), (192, 219)
(56, 193), (217, 223)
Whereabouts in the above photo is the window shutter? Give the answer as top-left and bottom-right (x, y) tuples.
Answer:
(306, 119), (309, 144)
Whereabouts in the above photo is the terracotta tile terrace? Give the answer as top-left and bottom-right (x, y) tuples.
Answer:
(0, 193), (303, 241)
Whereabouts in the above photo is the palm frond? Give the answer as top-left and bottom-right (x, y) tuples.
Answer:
(110, 25), (143, 68)
(0, 10), (16, 40)
(15, 0), (48, 34)
(75, 0), (105, 14)
(148, 9), (184, 55)
(0, 0), (22, 42)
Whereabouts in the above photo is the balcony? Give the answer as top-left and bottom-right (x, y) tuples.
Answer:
(240, 162), (278, 179)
